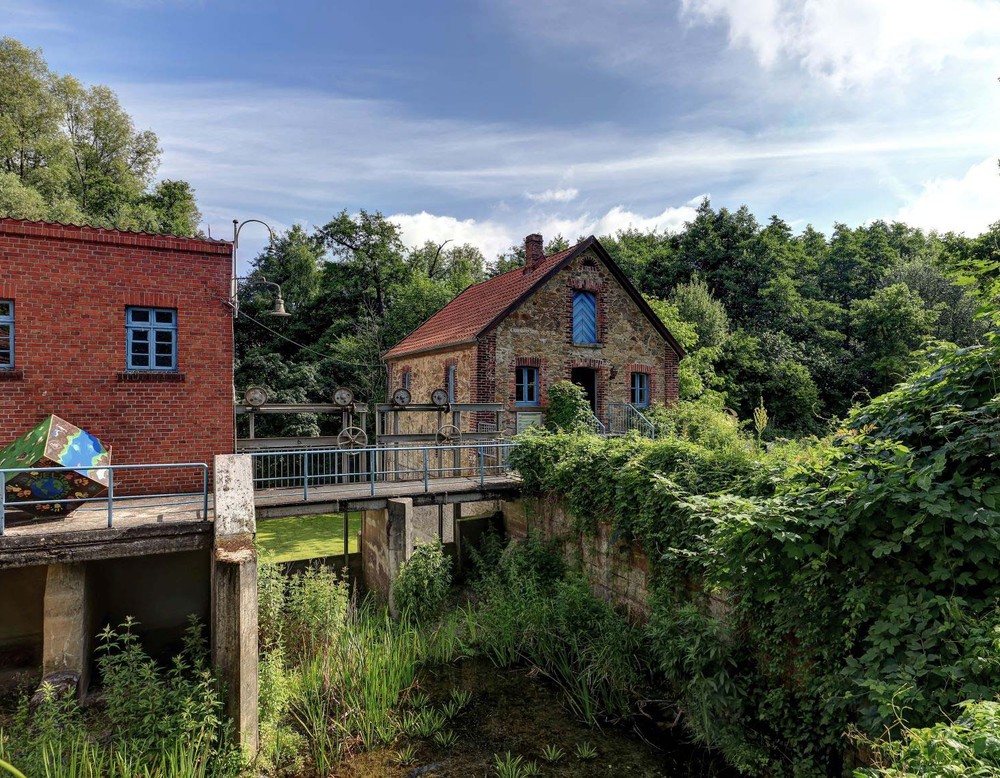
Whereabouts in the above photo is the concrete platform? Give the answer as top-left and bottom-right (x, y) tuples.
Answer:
(0, 474), (523, 565)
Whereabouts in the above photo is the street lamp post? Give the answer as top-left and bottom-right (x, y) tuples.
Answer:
(231, 218), (276, 319)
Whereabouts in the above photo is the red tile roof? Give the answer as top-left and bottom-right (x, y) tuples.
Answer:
(384, 243), (579, 359)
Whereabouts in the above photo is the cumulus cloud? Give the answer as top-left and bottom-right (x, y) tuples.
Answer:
(895, 157), (1000, 237)
(681, 0), (1000, 88)
(525, 188), (579, 203)
(388, 211), (516, 261)
(388, 200), (703, 262)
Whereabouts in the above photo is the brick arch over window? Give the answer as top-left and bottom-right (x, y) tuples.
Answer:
(623, 362), (658, 406)
(510, 356), (547, 407)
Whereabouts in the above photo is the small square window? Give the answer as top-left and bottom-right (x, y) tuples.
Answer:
(0, 300), (13, 369)
(126, 307), (177, 371)
(631, 372), (650, 407)
(515, 366), (539, 406)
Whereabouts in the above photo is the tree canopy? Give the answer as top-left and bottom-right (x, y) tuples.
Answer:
(0, 37), (201, 234)
(235, 200), (994, 439)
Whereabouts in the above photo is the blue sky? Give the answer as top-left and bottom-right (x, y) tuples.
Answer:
(7, 0), (1000, 266)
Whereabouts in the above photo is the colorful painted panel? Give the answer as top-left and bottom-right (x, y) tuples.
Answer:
(0, 416), (110, 516)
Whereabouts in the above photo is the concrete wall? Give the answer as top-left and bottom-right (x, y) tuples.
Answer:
(361, 507), (395, 599)
(0, 565), (45, 658)
(89, 549), (211, 657)
(504, 497), (651, 620)
(0, 219), (234, 494)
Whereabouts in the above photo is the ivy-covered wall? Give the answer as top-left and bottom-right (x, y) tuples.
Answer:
(508, 338), (1000, 776)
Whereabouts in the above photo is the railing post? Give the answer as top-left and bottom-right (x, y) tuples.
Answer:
(203, 466), (209, 520)
(369, 449), (376, 496)
(478, 446), (485, 488)
(0, 471), (6, 536)
(303, 452), (310, 501)
(423, 448), (429, 493)
(106, 467), (114, 528)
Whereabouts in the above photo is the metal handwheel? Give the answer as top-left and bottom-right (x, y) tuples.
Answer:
(436, 424), (462, 444)
(337, 426), (368, 449)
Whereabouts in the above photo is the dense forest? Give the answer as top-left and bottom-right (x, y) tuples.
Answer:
(236, 205), (996, 438)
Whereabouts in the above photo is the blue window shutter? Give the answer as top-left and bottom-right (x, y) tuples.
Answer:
(573, 291), (597, 343)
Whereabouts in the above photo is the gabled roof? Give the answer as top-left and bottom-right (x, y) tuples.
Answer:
(383, 236), (685, 360)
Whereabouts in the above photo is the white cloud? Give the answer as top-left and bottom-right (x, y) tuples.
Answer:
(682, 0), (1000, 88)
(388, 200), (703, 261)
(388, 212), (515, 261)
(895, 157), (1000, 236)
(2, 0), (66, 31)
(526, 188), (578, 203)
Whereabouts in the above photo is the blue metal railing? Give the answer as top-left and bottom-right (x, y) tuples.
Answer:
(250, 441), (516, 500)
(0, 462), (209, 536)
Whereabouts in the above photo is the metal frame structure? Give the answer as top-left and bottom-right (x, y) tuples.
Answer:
(375, 399), (505, 481)
(235, 402), (370, 452)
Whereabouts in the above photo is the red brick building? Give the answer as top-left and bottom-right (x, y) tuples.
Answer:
(384, 234), (684, 434)
(0, 219), (234, 492)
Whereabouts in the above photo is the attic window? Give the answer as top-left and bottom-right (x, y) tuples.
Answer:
(582, 258), (598, 268)
(572, 291), (598, 344)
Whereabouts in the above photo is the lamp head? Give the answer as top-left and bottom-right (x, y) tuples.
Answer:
(269, 294), (291, 317)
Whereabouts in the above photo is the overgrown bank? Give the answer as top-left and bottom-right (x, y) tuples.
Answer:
(509, 339), (1000, 775)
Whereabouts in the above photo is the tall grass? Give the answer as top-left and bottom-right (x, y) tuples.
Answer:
(0, 618), (240, 778)
(257, 562), (469, 773)
(468, 537), (649, 725)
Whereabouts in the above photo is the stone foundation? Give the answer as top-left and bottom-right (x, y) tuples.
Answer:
(503, 497), (651, 620)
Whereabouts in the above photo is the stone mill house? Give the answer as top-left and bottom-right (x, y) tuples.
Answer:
(383, 234), (684, 435)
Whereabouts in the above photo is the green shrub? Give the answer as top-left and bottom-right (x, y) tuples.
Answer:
(856, 700), (1000, 777)
(507, 339), (1000, 775)
(471, 540), (648, 724)
(544, 380), (593, 432)
(0, 617), (241, 778)
(392, 538), (452, 623)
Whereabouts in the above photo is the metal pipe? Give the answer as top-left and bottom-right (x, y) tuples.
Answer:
(107, 468), (114, 528)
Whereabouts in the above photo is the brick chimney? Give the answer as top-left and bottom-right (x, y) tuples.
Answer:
(524, 233), (544, 271)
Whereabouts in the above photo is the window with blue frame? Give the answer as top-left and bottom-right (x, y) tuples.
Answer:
(515, 366), (539, 406)
(446, 364), (456, 402)
(631, 372), (650, 407)
(572, 290), (597, 343)
(0, 300), (13, 369)
(126, 307), (177, 371)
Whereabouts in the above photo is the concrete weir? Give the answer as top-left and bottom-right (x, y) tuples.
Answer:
(0, 452), (516, 754)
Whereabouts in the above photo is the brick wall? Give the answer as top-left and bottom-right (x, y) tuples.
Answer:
(0, 220), (234, 494)
(491, 247), (680, 433)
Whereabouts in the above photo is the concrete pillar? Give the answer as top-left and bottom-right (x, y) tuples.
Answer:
(212, 454), (258, 754)
(386, 498), (411, 618)
(41, 562), (91, 697)
(361, 500), (410, 612)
